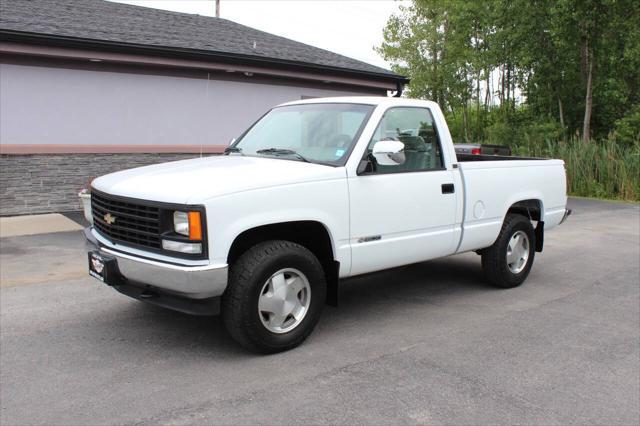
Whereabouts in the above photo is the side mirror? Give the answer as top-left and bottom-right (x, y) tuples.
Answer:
(372, 140), (405, 166)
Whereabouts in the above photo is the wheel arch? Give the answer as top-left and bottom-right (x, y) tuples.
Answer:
(506, 199), (544, 221)
(505, 199), (545, 252)
(226, 220), (340, 305)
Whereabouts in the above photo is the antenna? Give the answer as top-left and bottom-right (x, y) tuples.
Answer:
(215, 0), (220, 18)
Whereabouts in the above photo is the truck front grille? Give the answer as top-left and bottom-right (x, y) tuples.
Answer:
(91, 190), (161, 249)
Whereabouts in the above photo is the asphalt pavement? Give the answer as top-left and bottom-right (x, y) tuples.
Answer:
(1, 198), (638, 425)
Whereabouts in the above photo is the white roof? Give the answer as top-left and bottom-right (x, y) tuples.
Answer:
(279, 96), (438, 109)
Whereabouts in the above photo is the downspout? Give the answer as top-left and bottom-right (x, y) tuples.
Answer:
(393, 81), (404, 97)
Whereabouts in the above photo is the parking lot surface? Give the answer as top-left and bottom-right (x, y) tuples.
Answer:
(1, 198), (638, 425)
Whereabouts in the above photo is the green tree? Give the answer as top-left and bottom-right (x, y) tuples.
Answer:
(378, 0), (640, 143)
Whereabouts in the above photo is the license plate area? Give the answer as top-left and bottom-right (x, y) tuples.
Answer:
(88, 251), (120, 285)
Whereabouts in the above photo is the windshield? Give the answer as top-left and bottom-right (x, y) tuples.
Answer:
(233, 103), (374, 165)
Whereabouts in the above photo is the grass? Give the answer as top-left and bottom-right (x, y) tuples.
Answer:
(513, 138), (640, 202)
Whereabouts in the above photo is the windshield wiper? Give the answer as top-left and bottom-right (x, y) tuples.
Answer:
(223, 146), (243, 155)
(256, 148), (311, 163)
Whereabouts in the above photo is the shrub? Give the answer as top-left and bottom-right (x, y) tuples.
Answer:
(513, 138), (639, 201)
(609, 108), (640, 146)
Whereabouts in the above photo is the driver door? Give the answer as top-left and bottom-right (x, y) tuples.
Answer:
(348, 107), (458, 276)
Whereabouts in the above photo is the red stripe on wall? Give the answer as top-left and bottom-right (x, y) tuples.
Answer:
(0, 144), (226, 154)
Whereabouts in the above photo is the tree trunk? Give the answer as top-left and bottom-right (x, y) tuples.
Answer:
(509, 65), (516, 109)
(432, 37), (439, 104)
(500, 66), (505, 106)
(511, 66), (516, 107)
(506, 66), (510, 104)
(558, 97), (565, 131)
(580, 36), (588, 82)
(485, 72), (491, 108)
(462, 103), (471, 142)
(476, 72), (481, 138)
(582, 57), (593, 143)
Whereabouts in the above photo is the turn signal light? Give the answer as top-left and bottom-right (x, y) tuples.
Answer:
(188, 211), (202, 241)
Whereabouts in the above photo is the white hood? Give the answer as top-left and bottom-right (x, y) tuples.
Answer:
(92, 155), (345, 204)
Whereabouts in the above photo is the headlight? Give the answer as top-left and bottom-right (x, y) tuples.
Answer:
(166, 210), (204, 254)
(173, 211), (202, 240)
(173, 211), (190, 236)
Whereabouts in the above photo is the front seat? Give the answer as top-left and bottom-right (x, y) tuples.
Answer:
(419, 127), (440, 169)
(397, 135), (429, 170)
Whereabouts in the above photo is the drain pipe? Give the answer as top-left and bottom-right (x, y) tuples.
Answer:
(393, 81), (404, 97)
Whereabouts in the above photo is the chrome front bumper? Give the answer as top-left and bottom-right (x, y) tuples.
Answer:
(84, 227), (228, 300)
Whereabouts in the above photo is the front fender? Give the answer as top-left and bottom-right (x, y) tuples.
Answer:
(204, 179), (351, 275)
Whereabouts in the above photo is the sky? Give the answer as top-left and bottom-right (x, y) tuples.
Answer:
(110, 0), (409, 70)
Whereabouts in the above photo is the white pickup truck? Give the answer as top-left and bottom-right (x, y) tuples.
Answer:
(84, 97), (570, 353)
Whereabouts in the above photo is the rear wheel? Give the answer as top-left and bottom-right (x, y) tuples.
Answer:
(482, 214), (535, 288)
(222, 240), (326, 353)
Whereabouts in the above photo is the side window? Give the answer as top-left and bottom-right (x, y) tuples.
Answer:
(364, 107), (444, 173)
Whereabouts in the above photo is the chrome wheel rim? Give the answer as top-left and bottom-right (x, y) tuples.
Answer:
(258, 268), (311, 334)
(506, 230), (530, 274)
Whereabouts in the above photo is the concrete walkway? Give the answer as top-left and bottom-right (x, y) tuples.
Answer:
(0, 213), (83, 238)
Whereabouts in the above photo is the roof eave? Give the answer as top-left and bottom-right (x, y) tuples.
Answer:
(0, 29), (410, 85)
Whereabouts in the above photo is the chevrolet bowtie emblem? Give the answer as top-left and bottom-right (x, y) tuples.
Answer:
(104, 213), (117, 225)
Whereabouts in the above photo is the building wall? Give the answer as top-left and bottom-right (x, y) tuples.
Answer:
(0, 153), (212, 216)
(0, 62), (379, 215)
(0, 63), (370, 148)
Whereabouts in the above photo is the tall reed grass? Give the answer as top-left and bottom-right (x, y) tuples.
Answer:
(513, 138), (640, 202)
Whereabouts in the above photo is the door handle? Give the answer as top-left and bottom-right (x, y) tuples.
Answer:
(441, 183), (455, 194)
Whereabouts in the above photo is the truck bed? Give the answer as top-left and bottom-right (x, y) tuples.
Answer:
(454, 158), (567, 253)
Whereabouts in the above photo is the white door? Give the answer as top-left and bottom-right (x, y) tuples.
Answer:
(348, 107), (458, 276)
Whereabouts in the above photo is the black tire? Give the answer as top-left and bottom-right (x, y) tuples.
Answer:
(222, 240), (326, 353)
(481, 214), (536, 288)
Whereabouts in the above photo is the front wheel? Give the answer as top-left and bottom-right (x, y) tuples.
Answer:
(222, 240), (326, 353)
(481, 214), (535, 288)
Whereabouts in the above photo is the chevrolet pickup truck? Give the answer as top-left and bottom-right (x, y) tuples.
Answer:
(84, 97), (570, 353)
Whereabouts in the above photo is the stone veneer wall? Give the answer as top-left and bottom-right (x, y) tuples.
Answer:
(0, 153), (214, 216)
